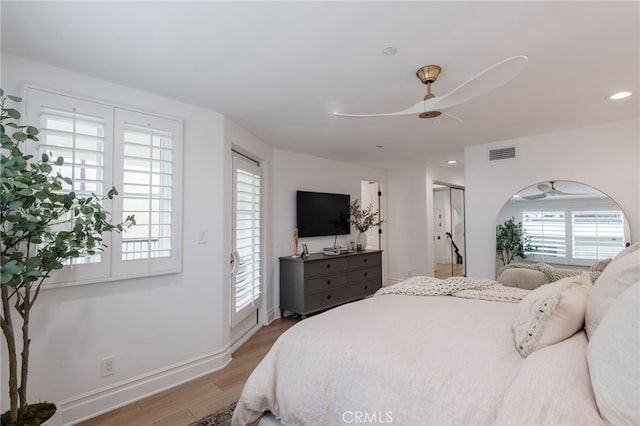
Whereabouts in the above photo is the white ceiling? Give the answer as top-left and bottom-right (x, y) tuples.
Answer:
(2, 1), (638, 171)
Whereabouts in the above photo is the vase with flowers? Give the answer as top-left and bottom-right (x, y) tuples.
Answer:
(348, 200), (383, 250)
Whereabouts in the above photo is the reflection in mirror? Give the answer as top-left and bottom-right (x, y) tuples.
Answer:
(496, 181), (630, 274)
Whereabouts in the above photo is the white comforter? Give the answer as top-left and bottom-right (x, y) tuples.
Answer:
(232, 295), (603, 425)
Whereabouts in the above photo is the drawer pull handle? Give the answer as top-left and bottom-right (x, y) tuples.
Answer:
(327, 295), (332, 300)
(326, 279), (331, 285)
(364, 272), (368, 277)
(364, 258), (368, 263)
(326, 264), (331, 269)
(364, 285), (368, 290)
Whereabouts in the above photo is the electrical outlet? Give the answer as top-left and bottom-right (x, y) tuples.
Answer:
(101, 356), (115, 377)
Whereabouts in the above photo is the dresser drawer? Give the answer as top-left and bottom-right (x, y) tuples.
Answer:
(348, 266), (381, 284)
(306, 273), (349, 295)
(305, 258), (349, 278)
(305, 286), (352, 312)
(349, 280), (382, 299)
(348, 252), (381, 270)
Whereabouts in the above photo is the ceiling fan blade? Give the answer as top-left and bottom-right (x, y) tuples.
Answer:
(537, 183), (552, 192)
(522, 193), (547, 200)
(431, 55), (528, 111)
(333, 98), (436, 118)
(550, 190), (589, 196)
(434, 112), (463, 130)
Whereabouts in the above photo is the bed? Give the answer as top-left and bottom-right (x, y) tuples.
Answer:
(232, 244), (640, 426)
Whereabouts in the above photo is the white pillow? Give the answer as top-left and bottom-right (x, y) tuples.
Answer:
(585, 242), (640, 339)
(513, 273), (592, 358)
(587, 282), (640, 425)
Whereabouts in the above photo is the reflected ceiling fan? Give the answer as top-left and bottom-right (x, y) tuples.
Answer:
(522, 181), (589, 200)
(333, 55), (528, 125)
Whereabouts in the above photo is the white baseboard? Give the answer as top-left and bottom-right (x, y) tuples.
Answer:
(230, 322), (262, 353)
(63, 346), (232, 425)
(386, 277), (406, 285)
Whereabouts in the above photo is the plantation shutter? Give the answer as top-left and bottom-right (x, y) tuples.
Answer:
(522, 210), (566, 259)
(112, 109), (182, 278)
(231, 153), (262, 326)
(25, 88), (113, 284)
(572, 211), (625, 260)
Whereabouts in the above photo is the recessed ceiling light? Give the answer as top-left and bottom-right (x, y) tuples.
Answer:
(609, 91), (632, 100)
(447, 160), (457, 164)
(381, 47), (397, 56)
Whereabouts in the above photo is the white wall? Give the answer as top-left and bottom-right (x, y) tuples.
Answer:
(271, 150), (387, 304)
(465, 119), (640, 279)
(1, 55), (230, 423)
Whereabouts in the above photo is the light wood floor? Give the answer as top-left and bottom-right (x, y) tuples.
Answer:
(434, 263), (466, 279)
(79, 317), (298, 426)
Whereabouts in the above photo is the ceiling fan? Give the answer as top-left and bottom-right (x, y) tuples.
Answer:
(521, 181), (589, 200)
(333, 55), (528, 123)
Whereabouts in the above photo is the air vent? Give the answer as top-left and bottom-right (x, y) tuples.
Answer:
(489, 146), (516, 161)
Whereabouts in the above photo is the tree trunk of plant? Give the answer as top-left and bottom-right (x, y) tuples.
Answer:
(18, 283), (32, 416)
(1, 285), (19, 423)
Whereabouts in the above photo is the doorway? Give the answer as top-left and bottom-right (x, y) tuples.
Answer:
(230, 151), (263, 346)
(433, 183), (466, 278)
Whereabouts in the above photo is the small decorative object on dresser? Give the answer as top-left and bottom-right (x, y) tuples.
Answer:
(280, 250), (383, 316)
(348, 199), (383, 251)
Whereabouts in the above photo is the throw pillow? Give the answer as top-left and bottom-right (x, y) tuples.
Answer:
(497, 268), (550, 290)
(585, 242), (640, 339)
(587, 282), (640, 426)
(513, 273), (592, 358)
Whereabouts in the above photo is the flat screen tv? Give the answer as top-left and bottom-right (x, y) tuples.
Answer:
(296, 191), (350, 238)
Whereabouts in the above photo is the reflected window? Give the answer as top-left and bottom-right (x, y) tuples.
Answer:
(498, 181), (629, 269)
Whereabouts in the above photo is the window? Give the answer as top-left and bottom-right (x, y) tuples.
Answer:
(571, 211), (625, 260)
(522, 208), (625, 265)
(522, 210), (566, 258)
(25, 87), (182, 285)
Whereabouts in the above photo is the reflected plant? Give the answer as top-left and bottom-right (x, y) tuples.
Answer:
(496, 217), (533, 266)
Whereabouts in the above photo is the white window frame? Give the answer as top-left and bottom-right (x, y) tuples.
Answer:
(23, 86), (182, 287)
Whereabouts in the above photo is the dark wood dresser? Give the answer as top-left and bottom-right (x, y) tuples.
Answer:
(279, 250), (382, 316)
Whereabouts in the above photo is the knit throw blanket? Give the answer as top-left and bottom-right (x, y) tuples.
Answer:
(375, 275), (530, 303)
(500, 262), (601, 283)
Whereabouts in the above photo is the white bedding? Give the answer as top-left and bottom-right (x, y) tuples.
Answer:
(232, 295), (603, 425)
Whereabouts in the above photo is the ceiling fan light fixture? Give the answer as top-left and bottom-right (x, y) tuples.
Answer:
(609, 91), (632, 100)
(419, 110), (442, 119)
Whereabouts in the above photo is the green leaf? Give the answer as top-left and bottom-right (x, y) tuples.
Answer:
(6, 108), (20, 119)
(42, 152), (49, 162)
(2, 259), (22, 275)
(7, 95), (22, 102)
(26, 126), (38, 135)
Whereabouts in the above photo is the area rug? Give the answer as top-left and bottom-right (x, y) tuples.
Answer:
(189, 401), (237, 426)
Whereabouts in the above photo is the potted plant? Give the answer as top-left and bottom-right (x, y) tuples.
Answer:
(0, 90), (134, 425)
(496, 216), (533, 267)
(348, 199), (383, 250)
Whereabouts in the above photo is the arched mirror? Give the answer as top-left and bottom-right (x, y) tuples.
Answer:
(496, 180), (630, 276)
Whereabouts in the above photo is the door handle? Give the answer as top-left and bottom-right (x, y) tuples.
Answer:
(230, 250), (240, 275)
